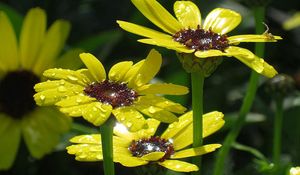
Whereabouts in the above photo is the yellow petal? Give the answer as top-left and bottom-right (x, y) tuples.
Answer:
(195, 49), (228, 58)
(174, 1), (201, 29)
(80, 53), (106, 83)
(114, 154), (148, 167)
(131, 0), (182, 34)
(0, 115), (21, 170)
(171, 144), (221, 159)
(55, 93), (95, 107)
(108, 61), (133, 82)
(141, 152), (165, 161)
(228, 34), (282, 44)
(33, 20), (71, 75)
(123, 60), (145, 83)
(226, 46), (278, 78)
(138, 38), (194, 53)
(19, 8), (46, 69)
(66, 144), (102, 161)
(0, 12), (18, 71)
(82, 102), (112, 126)
(203, 8), (241, 34)
(137, 95), (186, 114)
(138, 83), (189, 95)
(158, 160), (199, 172)
(70, 134), (101, 144)
(128, 49), (162, 88)
(112, 107), (147, 132)
(117, 20), (171, 39)
(34, 79), (84, 92)
(136, 105), (178, 123)
(43, 68), (90, 86)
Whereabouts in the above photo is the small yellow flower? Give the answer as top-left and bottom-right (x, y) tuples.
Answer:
(34, 49), (188, 131)
(290, 167), (300, 175)
(117, 0), (282, 77)
(67, 111), (224, 172)
(0, 8), (76, 170)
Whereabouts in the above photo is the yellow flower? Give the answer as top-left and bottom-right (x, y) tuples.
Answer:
(67, 111), (224, 172)
(0, 8), (76, 170)
(117, 0), (282, 78)
(290, 167), (300, 175)
(34, 49), (188, 131)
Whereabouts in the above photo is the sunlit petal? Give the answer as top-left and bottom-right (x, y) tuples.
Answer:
(171, 144), (221, 158)
(141, 152), (165, 161)
(80, 53), (106, 83)
(109, 61), (133, 82)
(138, 83), (189, 95)
(228, 34), (282, 44)
(174, 1), (201, 29)
(158, 160), (199, 172)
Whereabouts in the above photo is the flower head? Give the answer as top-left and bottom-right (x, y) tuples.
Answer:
(67, 111), (225, 172)
(117, 0), (282, 77)
(0, 8), (73, 170)
(34, 49), (188, 131)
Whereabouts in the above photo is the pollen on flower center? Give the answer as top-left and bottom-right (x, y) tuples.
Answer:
(0, 70), (40, 119)
(173, 26), (229, 51)
(129, 136), (175, 162)
(84, 80), (138, 108)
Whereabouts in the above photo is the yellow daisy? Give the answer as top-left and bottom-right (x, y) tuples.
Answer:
(0, 8), (76, 170)
(34, 49), (188, 131)
(67, 111), (224, 172)
(117, 0), (282, 77)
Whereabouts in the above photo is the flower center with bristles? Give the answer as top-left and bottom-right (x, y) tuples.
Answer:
(0, 70), (40, 119)
(173, 26), (229, 51)
(84, 80), (138, 108)
(129, 136), (175, 162)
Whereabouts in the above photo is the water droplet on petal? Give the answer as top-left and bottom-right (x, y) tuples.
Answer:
(67, 75), (78, 81)
(40, 95), (46, 101)
(76, 98), (82, 103)
(148, 106), (156, 114)
(120, 117), (125, 121)
(126, 122), (132, 128)
(58, 86), (67, 92)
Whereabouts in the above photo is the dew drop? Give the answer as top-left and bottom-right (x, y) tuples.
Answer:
(76, 98), (82, 103)
(148, 106), (156, 114)
(67, 75), (78, 81)
(39, 95), (46, 101)
(58, 86), (67, 92)
(126, 122), (133, 128)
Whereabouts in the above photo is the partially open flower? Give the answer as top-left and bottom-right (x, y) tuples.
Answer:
(117, 0), (282, 77)
(34, 49), (188, 131)
(67, 111), (225, 172)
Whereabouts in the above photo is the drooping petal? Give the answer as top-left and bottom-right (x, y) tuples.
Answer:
(109, 61), (133, 82)
(138, 38), (194, 53)
(138, 83), (189, 95)
(22, 108), (71, 158)
(33, 20), (71, 75)
(137, 95), (186, 114)
(174, 1), (201, 29)
(203, 8), (241, 35)
(228, 34), (282, 44)
(158, 160), (199, 172)
(0, 115), (21, 170)
(81, 102), (112, 126)
(141, 152), (165, 161)
(0, 12), (19, 72)
(136, 105), (178, 123)
(112, 107), (147, 132)
(114, 154), (148, 167)
(131, 0), (182, 34)
(171, 144), (221, 159)
(19, 8), (46, 70)
(128, 49), (162, 88)
(117, 21), (171, 39)
(80, 53), (106, 83)
(225, 46), (278, 78)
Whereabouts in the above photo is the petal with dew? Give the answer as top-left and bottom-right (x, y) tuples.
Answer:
(128, 49), (162, 88)
(19, 8), (46, 70)
(0, 12), (19, 72)
(0, 115), (21, 170)
(80, 53), (106, 83)
(203, 8), (241, 35)
(34, 79), (84, 92)
(195, 49), (230, 58)
(138, 83), (189, 95)
(117, 21), (171, 39)
(141, 152), (165, 161)
(82, 102), (112, 126)
(123, 60), (145, 83)
(131, 0), (182, 34)
(112, 107), (147, 132)
(228, 34), (282, 44)
(136, 105), (178, 123)
(33, 20), (70, 75)
(55, 93), (95, 107)
(174, 1), (201, 29)
(115, 154), (148, 167)
(109, 61), (133, 82)
(138, 38), (194, 53)
(59, 103), (91, 117)
(171, 144), (221, 159)
(158, 160), (199, 172)
(66, 144), (103, 161)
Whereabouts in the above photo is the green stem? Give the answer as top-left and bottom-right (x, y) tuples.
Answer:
(100, 117), (115, 175)
(213, 7), (266, 175)
(273, 97), (283, 167)
(191, 71), (205, 175)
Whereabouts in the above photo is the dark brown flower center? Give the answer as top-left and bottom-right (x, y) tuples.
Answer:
(84, 80), (138, 108)
(129, 136), (175, 162)
(0, 70), (40, 119)
(173, 26), (229, 51)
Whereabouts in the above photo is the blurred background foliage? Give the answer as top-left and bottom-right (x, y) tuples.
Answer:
(0, 0), (300, 175)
